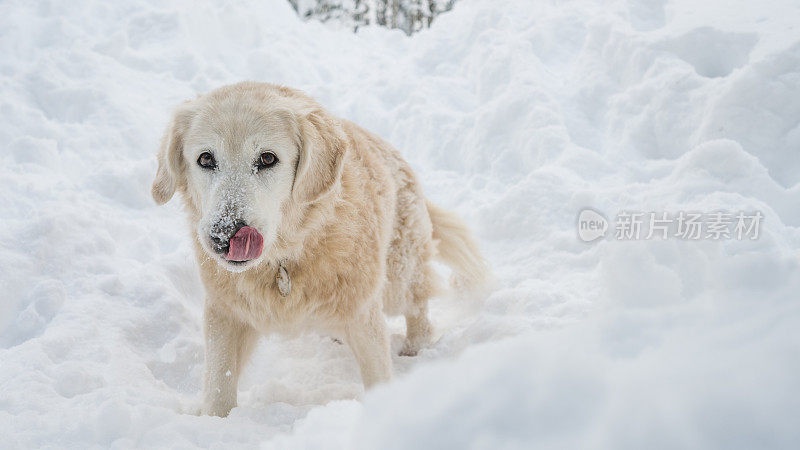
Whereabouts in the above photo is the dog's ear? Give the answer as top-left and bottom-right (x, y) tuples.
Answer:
(292, 110), (347, 204)
(151, 100), (196, 205)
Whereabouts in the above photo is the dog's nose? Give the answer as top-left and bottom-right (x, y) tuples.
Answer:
(209, 235), (229, 255)
(209, 220), (247, 254)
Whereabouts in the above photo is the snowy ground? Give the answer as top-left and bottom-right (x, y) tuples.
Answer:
(2, 0), (800, 448)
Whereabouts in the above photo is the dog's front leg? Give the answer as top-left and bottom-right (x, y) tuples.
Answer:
(344, 301), (392, 389)
(202, 301), (258, 417)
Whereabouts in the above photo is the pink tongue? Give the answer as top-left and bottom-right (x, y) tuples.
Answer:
(225, 226), (264, 261)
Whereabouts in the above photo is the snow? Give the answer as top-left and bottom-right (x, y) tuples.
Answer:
(2, 0), (800, 447)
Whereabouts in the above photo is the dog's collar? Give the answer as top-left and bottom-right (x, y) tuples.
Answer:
(276, 259), (291, 297)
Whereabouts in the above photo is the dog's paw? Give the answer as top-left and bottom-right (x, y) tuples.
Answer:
(398, 346), (418, 357)
(399, 338), (424, 357)
(399, 324), (443, 356)
(200, 404), (234, 418)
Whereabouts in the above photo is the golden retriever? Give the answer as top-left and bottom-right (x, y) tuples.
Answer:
(151, 82), (487, 417)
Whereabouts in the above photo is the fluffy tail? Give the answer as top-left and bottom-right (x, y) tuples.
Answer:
(426, 200), (490, 291)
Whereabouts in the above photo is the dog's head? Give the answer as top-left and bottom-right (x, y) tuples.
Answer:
(151, 82), (346, 272)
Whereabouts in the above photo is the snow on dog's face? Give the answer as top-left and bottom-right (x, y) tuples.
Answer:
(151, 83), (346, 272)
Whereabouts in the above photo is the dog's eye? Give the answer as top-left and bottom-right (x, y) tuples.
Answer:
(257, 151), (278, 170)
(198, 152), (216, 169)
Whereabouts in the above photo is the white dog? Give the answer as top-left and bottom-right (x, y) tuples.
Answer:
(152, 82), (487, 417)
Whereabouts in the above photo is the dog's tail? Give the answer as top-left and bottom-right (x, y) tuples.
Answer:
(427, 200), (490, 292)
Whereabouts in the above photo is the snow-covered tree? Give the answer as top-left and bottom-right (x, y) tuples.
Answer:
(288, 0), (457, 35)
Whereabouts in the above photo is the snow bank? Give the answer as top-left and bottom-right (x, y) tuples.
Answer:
(1, 0), (799, 447)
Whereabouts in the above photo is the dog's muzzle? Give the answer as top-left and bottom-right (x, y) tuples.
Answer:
(209, 220), (263, 261)
(209, 219), (246, 255)
(225, 226), (263, 261)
